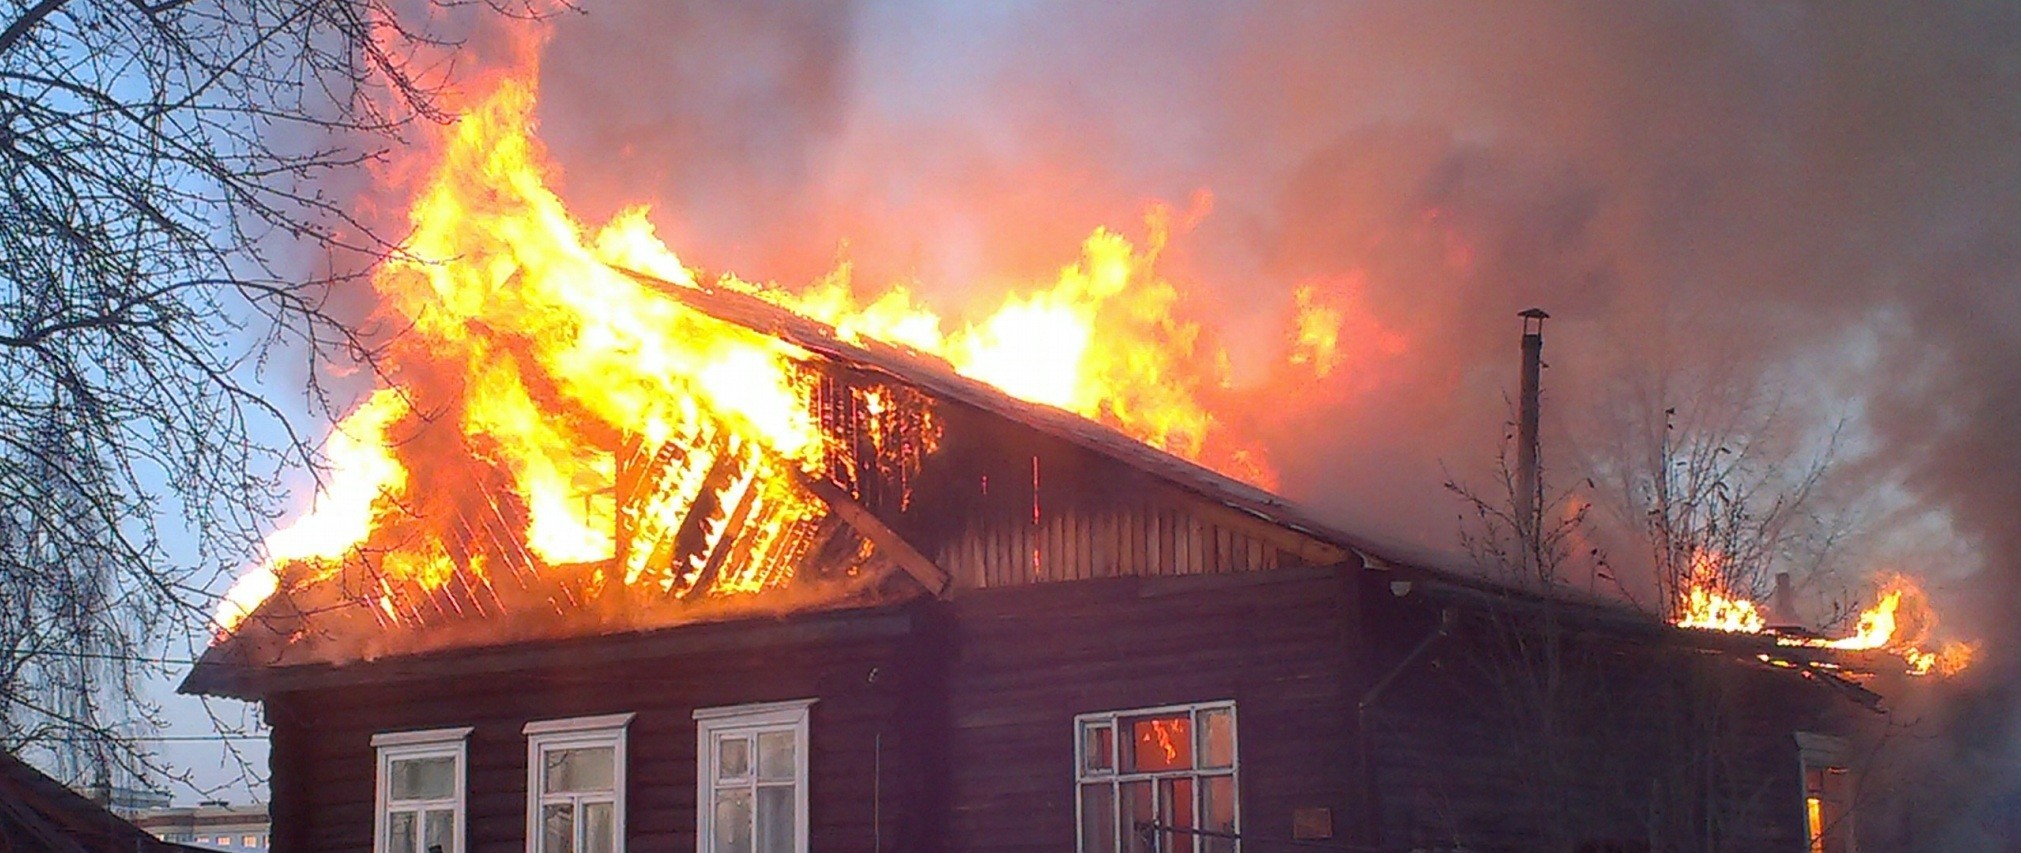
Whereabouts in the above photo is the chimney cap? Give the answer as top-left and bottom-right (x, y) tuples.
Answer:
(1518, 307), (1551, 319)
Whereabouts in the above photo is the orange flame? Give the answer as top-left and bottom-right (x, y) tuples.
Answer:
(1803, 575), (1977, 677)
(1136, 717), (1188, 768)
(214, 389), (410, 634)
(214, 61), (1393, 643)
(1673, 550), (1767, 634)
(1674, 557), (1977, 678)
(748, 209), (1254, 477)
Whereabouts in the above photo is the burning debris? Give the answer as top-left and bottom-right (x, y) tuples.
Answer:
(1675, 560), (1977, 679)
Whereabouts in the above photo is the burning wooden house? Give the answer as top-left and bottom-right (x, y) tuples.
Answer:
(180, 79), (1908, 852)
(183, 279), (1899, 852)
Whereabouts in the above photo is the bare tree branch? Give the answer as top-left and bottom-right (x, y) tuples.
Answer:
(0, 0), (547, 798)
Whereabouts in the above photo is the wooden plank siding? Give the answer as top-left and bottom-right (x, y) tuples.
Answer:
(866, 393), (1344, 594)
(263, 608), (941, 852)
(939, 565), (1365, 851)
(931, 500), (1304, 590)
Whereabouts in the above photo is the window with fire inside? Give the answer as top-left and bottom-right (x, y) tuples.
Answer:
(1076, 702), (1238, 853)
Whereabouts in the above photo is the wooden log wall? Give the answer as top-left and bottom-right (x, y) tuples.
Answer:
(939, 566), (1364, 851)
(264, 608), (936, 853)
(1357, 578), (1842, 852)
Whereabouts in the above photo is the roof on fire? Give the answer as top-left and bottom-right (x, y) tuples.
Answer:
(182, 268), (1877, 704)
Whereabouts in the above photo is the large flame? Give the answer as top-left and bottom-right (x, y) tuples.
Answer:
(213, 65), (1377, 642)
(748, 208), (1251, 476)
(1674, 552), (1768, 634)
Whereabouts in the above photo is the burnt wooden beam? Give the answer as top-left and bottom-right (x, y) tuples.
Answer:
(800, 474), (951, 597)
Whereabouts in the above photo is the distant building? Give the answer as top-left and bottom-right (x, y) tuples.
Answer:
(81, 780), (173, 817)
(132, 802), (272, 851)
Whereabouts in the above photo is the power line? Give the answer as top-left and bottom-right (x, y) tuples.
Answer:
(10, 649), (205, 666)
(34, 735), (265, 743)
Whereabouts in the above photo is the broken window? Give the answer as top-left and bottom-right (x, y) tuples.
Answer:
(525, 713), (632, 853)
(694, 699), (814, 853)
(371, 726), (470, 853)
(1076, 702), (1238, 853)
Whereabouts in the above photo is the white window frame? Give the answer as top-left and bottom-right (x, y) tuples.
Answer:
(1074, 701), (1240, 853)
(372, 726), (472, 853)
(693, 698), (816, 853)
(524, 713), (634, 853)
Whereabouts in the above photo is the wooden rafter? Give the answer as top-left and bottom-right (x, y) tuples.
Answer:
(798, 474), (950, 597)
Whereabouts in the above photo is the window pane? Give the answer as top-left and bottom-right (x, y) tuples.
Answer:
(1201, 774), (1236, 853)
(717, 735), (752, 781)
(388, 810), (418, 853)
(1161, 777), (1195, 852)
(389, 756), (457, 800)
(1122, 714), (1193, 773)
(543, 746), (616, 794)
(583, 801), (615, 853)
(1079, 783), (1117, 853)
(756, 785), (795, 852)
(541, 803), (575, 853)
(1195, 708), (1234, 770)
(757, 731), (796, 782)
(1119, 780), (1155, 853)
(1082, 723), (1115, 775)
(423, 808), (454, 853)
(714, 788), (753, 853)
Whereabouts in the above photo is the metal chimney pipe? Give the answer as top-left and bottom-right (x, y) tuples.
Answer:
(1516, 309), (1549, 545)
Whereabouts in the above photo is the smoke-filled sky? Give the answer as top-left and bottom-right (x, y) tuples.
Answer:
(157, 0), (2021, 805)
(505, 0), (2020, 624)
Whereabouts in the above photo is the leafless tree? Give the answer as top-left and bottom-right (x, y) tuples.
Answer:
(0, 0), (541, 798)
(1573, 365), (1850, 623)
(1432, 371), (1859, 850)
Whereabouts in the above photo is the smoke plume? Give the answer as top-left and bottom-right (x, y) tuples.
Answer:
(371, 2), (2021, 844)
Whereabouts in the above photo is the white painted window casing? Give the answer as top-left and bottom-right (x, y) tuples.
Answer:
(524, 713), (633, 853)
(373, 726), (472, 853)
(1074, 701), (1240, 853)
(694, 699), (816, 853)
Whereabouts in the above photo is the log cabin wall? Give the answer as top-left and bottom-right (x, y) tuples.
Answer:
(936, 564), (1365, 851)
(263, 607), (937, 852)
(1358, 579), (1844, 852)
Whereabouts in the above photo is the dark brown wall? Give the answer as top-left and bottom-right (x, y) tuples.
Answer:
(264, 608), (934, 853)
(1359, 582), (1849, 853)
(266, 563), (1365, 853)
(260, 560), (1852, 853)
(938, 564), (1364, 851)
